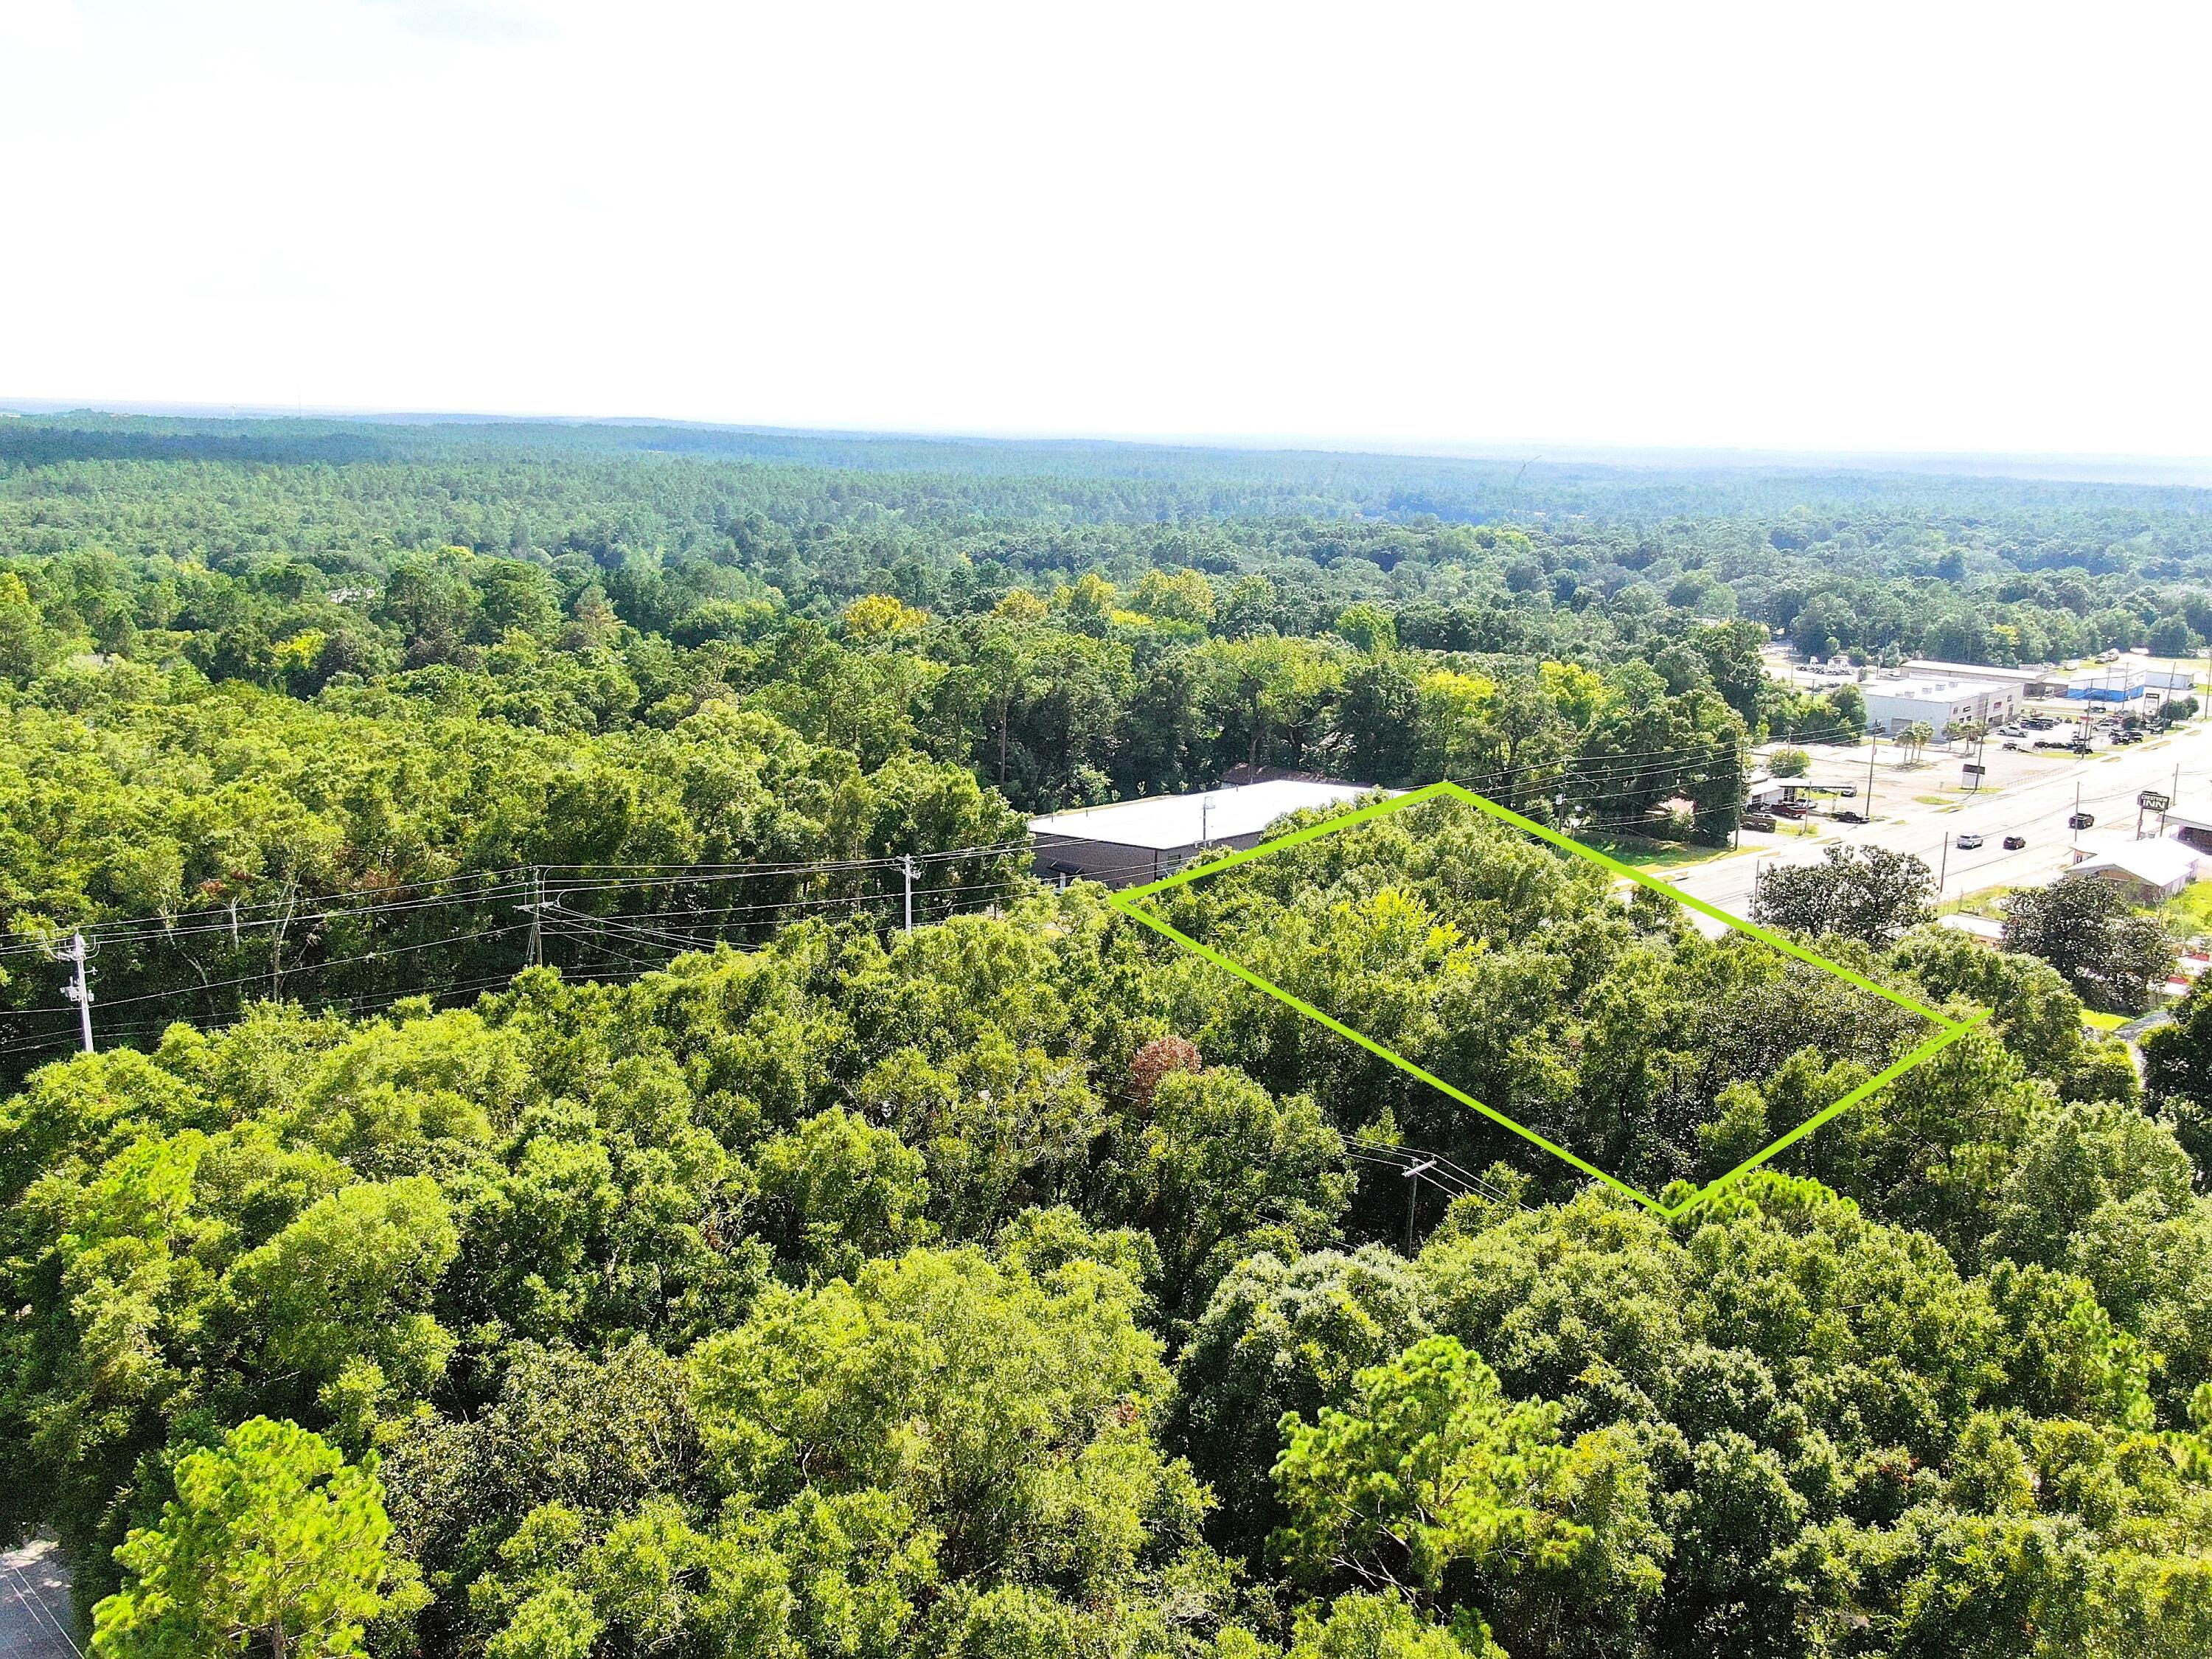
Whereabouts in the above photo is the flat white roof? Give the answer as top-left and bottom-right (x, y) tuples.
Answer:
(1905, 659), (2048, 684)
(1864, 675), (2015, 701)
(2072, 838), (2202, 886)
(1939, 914), (2006, 942)
(1029, 779), (1378, 852)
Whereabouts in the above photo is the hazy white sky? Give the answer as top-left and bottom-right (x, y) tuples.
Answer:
(6, 1), (2210, 457)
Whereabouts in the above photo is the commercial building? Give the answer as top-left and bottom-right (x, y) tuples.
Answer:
(2067, 838), (2205, 905)
(1860, 674), (2020, 739)
(2166, 804), (2212, 855)
(2062, 665), (2149, 702)
(1903, 659), (2046, 686)
(1902, 659), (2069, 698)
(1028, 778), (1380, 888)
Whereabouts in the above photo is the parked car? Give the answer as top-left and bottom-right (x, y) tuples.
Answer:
(1773, 801), (1809, 818)
(1834, 810), (1867, 824)
(1956, 832), (1984, 849)
(1741, 811), (1777, 832)
(2003, 834), (2026, 849)
(1998, 724), (2026, 737)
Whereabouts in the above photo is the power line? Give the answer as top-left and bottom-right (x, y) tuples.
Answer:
(0, 878), (1034, 1063)
(0, 729), (1833, 956)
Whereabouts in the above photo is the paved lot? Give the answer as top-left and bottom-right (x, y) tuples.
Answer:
(0, 1534), (81, 1659)
(1666, 718), (2212, 928)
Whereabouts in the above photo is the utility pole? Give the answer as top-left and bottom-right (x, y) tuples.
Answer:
(1936, 834), (1950, 901)
(1863, 734), (1879, 819)
(1200, 795), (1212, 848)
(521, 868), (546, 967)
(901, 855), (917, 934)
(1403, 1158), (1437, 1252)
(55, 932), (94, 1054)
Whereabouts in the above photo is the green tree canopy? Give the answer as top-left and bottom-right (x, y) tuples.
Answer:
(91, 1418), (410, 1659)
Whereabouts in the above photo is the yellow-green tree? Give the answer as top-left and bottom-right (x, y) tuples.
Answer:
(92, 1418), (411, 1659)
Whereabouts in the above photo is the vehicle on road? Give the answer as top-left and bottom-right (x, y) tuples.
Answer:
(2003, 834), (2026, 849)
(1834, 810), (1867, 824)
(1956, 832), (1984, 849)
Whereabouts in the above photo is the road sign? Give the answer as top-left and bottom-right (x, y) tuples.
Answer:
(2139, 790), (2171, 813)
(1962, 762), (1986, 775)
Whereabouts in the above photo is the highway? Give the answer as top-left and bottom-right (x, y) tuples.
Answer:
(1666, 719), (2211, 924)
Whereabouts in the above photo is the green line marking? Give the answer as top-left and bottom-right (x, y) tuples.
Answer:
(1107, 780), (1986, 1217)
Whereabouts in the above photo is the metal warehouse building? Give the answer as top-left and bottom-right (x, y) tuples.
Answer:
(1860, 674), (2020, 738)
(1029, 779), (1379, 888)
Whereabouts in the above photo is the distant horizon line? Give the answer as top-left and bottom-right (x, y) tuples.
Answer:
(7, 395), (2212, 487)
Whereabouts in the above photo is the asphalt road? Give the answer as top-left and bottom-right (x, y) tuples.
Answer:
(1667, 720), (2212, 925)
(0, 1534), (82, 1659)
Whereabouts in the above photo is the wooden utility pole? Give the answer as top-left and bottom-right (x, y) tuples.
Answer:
(1403, 1158), (1436, 1251)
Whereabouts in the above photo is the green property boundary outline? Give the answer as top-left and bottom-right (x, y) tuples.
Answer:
(1103, 779), (1989, 1219)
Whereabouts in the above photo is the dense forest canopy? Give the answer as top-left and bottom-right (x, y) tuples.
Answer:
(4, 413), (2212, 1659)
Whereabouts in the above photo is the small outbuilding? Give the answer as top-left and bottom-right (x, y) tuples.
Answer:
(1029, 778), (1380, 888)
